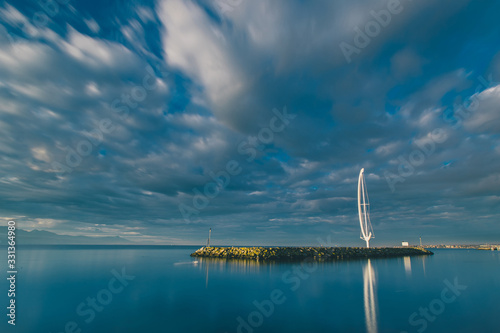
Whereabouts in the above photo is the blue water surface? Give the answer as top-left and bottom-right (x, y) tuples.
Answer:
(0, 246), (499, 333)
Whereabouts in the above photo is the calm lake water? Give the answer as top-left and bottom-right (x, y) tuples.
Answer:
(1, 246), (499, 333)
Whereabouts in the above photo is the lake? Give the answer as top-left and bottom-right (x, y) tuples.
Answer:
(1, 246), (499, 333)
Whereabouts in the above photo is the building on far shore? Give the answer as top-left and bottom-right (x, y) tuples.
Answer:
(402, 241), (409, 247)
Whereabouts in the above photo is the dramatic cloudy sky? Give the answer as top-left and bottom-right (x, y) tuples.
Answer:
(1, 0), (499, 245)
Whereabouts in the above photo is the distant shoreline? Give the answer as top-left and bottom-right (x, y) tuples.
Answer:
(0, 244), (201, 249)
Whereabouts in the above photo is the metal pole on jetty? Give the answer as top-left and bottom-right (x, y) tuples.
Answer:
(207, 228), (211, 247)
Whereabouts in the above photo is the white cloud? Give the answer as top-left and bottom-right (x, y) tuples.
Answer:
(85, 81), (100, 96)
(136, 6), (155, 23)
(60, 26), (140, 70)
(464, 84), (500, 133)
(84, 18), (100, 33)
(0, 41), (51, 72)
(375, 141), (402, 156)
(0, 3), (38, 37)
(158, 0), (245, 108)
(31, 147), (51, 163)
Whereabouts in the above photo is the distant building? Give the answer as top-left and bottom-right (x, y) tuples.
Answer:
(402, 241), (409, 247)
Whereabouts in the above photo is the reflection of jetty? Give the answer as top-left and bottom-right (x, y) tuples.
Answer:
(191, 246), (433, 260)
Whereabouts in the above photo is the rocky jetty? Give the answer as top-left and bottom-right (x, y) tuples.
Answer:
(190, 246), (433, 261)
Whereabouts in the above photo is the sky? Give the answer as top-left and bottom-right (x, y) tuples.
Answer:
(0, 0), (499, 246)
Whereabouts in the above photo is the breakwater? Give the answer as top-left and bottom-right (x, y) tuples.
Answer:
(191, 246), (433, 261)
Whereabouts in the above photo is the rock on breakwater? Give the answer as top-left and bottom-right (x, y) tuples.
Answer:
(190, 246), (433, 261)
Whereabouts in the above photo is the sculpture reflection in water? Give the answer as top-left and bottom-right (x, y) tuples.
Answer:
(363, 259), (378, 333)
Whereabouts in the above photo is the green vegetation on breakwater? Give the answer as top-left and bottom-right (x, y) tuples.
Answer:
(191, 246), (433, 260)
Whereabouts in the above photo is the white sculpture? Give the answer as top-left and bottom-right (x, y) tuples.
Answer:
(358, 168), (375, 248)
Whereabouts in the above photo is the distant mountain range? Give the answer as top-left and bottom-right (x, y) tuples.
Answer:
(0, 226), (133, 245)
